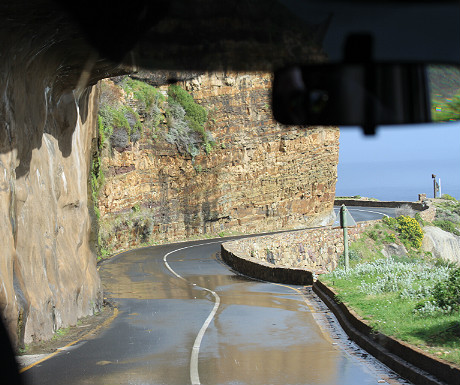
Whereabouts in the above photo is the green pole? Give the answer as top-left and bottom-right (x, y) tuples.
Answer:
(341, 205), (349, 272)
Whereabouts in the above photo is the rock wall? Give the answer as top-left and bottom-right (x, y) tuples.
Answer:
(222, 221), (376, 276)
(0, 6), (123, 348)
(98, 73), (339, 251)
(0, 85), (103, 347)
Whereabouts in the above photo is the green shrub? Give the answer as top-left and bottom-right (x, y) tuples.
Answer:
(99, 104), (143, 147)
(166, 85), (215, 157)
(442, 194), (458, 201)
(383, 232), (397, 243)
(381, 215), (424, 249)
(432, 268), (460, 312)
(204, 141), (213, 154)
(168, 84), (208, 131)
(433, 219), (460, 236)
(367, 228), (380, 241)
(414, 212), (427, 226)
(121, 77), (165, 110)
(382, 215), (398, 229)
(338, 249), (361, 267)
(396, 215), (424, 249)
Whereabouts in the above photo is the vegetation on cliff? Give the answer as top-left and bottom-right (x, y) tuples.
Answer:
(96, 76), (213, 156)
(321, 213), (460, 367)
(91, 76), (217, 257)
(166, 84), (214, 156)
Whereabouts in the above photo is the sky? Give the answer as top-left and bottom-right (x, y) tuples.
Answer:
(278, 1), (460, 201)
(335, 122), (460, 201)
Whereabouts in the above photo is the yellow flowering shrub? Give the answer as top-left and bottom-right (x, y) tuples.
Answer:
(396, 215), (424, 249)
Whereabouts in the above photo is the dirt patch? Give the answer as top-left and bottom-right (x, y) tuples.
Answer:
(18, 304), (116, 356)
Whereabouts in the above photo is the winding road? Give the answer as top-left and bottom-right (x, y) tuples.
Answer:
(22, 207), (408, 385)
(332, 206), (396, 225)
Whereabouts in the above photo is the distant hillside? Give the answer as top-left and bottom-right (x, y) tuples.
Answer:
(428, 65), (460, 102)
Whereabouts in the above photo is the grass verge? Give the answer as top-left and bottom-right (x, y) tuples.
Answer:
(320, 257), (460, 367)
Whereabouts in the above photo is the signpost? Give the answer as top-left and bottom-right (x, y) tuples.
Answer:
(337, 205), (357, 272)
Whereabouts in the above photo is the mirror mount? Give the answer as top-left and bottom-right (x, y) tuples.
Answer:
(345, 34), (376, 135)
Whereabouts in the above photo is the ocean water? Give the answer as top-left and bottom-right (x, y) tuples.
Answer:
(336, 159), (460, 201)
(335, 122), (460, 202)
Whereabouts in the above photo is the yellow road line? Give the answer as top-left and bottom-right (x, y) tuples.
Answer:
(20, 307), (119, 373)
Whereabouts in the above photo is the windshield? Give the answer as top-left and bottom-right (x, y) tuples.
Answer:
(1, 1), (460, 385)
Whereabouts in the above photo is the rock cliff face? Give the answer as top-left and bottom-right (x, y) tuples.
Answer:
(0, 5), (122, 348)
(98, 73), (339, 251)
(0, 89), (103, 348)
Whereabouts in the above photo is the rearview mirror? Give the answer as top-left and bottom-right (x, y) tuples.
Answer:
(272, 63), (460, 134)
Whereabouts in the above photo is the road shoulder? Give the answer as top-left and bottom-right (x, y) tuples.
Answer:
(16, 304), (116, 370)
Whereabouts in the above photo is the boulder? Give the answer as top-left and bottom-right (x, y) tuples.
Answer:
(381, 243), (408, 259)
(422, 226), (460, 264)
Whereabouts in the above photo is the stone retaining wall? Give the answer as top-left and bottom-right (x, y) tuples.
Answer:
(334, 199), (428, 210)
(222, 221), (377, 276)
(335, 199), (436, 222)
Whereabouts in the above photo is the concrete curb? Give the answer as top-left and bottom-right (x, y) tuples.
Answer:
(221, 245), (313, 285)
(221, 241), (460, 385)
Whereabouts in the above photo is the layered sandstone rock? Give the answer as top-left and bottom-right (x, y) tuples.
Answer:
(98, 73), (339, 251)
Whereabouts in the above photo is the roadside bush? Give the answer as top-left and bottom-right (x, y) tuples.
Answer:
(395, 204), (415, 218)
(442, 194), (458, 201)
(382, 215), (398, 229)
(396, 215), (424, 249)
(433, 198), (460, 224)
(120, 77), (165, 132)
(383, 215), (424, 249)
(99, 103), (142, 147)
(165, 103), (201, 157)
(433, 219), (460, 236)
(432, 268), (460, 312)
(338, 249), (361, 267)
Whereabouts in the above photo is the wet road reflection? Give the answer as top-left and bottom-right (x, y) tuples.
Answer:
(23, 239), (410, 385)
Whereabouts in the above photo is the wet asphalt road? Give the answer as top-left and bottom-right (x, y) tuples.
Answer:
(332, 206), (396, 225)
(22, 207), (407, 385)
